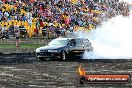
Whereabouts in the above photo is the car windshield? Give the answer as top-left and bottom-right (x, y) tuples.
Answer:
(48, 39), (69, 46)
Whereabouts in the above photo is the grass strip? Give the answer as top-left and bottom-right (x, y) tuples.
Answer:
(0, 44), (42, 49)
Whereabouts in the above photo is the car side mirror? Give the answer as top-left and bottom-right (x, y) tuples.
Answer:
(68, 44), (72, 47)
(69, 43), (75, 47)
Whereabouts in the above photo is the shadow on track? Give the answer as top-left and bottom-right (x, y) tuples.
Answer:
(40, 56), (132, 63)
(0, 53), (37, 65)
(0, 53), (132, 65)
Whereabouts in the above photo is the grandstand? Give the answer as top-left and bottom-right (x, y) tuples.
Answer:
(0, 0), (130, 39)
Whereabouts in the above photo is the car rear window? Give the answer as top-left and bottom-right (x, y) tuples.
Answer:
(82, 39), (91, 46)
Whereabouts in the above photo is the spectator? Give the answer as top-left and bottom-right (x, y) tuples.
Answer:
(34, 26), (39, 36)
(0, 0), (130, 38)
(14, 29), (20, 47)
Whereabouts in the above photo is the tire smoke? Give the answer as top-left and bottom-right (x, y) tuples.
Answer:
(75, 11), (132, 59)
(119, 0), (132, 3)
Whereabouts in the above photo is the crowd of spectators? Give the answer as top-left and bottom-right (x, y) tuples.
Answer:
(0, 0), (131, 39)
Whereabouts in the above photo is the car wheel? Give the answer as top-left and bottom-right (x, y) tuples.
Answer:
(38, 57), (44, 60)
(60, 51), (67, 61)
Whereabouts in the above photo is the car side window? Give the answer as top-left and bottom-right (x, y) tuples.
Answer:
(75, 39), (84, 46)
(69, 39), (76, 46)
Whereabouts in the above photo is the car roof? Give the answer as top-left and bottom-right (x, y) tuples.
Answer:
(55, 37), (73, 40)
(55, 37), (88, 40)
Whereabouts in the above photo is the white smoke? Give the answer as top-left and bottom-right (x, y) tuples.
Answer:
(119, 0), (132, 3)
(75, 10), (132, 59)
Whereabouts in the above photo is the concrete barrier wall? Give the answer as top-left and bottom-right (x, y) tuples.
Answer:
(0, 48), (36, 54)
(0, 39), (52, 54)
(0, 39), (51, 44)
(0, 37), (70, 54)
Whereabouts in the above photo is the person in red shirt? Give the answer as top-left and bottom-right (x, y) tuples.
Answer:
(40, 19), (44, 27)
(34, 27), (39, 36)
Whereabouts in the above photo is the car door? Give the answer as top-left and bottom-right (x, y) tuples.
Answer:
(82, 39), (93, 51)
(67, 39), (77, 55)
(68, 39), (85, 55)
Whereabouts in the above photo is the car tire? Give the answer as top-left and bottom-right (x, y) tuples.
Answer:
(60, 51), (67, 61)
(38, 57), (44, 60)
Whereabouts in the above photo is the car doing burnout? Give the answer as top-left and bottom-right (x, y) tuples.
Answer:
(35, 37), (93, 60)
